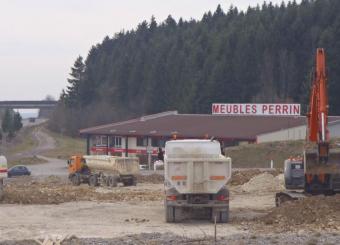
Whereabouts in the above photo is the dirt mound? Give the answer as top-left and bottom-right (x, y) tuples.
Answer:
(2, 176), (163, 205)
(230, 169), (281, 186)
(136, 174), (164, 184)
(230, 169), (262, 185)
(241, 173), (284, 193)
(259, 195), (340, 231)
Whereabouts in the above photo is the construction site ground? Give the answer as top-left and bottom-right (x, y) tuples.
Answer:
(1, 172), (340, 245)
(1, 126), (340, 244)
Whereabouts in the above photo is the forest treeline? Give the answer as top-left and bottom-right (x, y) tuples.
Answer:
(49, 0), (340, 136)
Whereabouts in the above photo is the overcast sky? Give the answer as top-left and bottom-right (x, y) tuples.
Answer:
(0, 0), (300, 102)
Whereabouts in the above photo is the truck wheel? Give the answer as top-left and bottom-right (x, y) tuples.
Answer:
(123, 177), (137, 186)
(108, 176), (118, 187)
(219, 210), (229, 223)
(103, 176), (110, 186)
(132, 177), (137, 186)
(211, 207), (229, 223)
(89, 174), (99, 187)
(165, 204), (175, 223)
(71, 174), (81, 186)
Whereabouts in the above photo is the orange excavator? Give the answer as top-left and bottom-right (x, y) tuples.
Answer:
(276, 48), (340, 205)
(304, 48), (340, 193)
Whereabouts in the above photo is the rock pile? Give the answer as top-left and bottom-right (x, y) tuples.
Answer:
(259, 194), (340, 232)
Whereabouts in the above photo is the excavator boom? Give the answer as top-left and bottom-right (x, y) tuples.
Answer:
(308, 48), (329, 144)
(304, 48), (340, 194)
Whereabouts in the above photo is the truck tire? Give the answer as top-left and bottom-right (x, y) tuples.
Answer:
(211, 207), (229, 223)
(103, 176), (110, 186)
(123, 177), (137, 186)
(89, 174), (99, 187)
(71, 174), (81, 186)
(132, 176), (137, 186)
(165, 204), (175, 223)
(108, 176), (118, 187)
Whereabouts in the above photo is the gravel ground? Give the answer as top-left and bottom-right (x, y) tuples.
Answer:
(1, 232), (340, 245)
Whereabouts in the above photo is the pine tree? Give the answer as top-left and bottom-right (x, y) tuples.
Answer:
(13, 112), (23, 131)
(1, 109), (13, 133)
(65, 56), (85, 106)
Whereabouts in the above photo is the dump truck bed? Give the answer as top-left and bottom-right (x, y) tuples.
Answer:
(83, 155), (140, 176)
(165, 140), (231, 194)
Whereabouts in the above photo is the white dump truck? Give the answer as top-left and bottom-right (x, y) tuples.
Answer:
(68, 155), (140, 187)
(164, 139), (232, 223)
(0, 155), (8, 201)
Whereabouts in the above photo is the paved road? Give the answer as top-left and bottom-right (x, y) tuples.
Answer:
(28, 155), (68, 176)
(12, 124), (68, 177)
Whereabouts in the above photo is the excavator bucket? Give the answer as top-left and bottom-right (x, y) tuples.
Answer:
(305, 147), (340, 174)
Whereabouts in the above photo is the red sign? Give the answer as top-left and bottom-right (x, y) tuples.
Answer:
(212, 103), (301, 116)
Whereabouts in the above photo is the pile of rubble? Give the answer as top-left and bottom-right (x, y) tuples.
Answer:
(230, 169), (281, 186)
(258, 194), (340, 232)
(240, 172), (284, 193)
(2, 176), (163, 205)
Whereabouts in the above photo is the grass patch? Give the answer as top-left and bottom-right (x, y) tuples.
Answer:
(41, 127), (85, 159)
(6, 126), (39, 156)
(226, 140), (304, 168)
(9, 156), (48, 167)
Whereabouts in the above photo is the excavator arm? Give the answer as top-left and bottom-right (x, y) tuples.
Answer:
(307, 48), (329, 163)
(304, 48), (340, 194)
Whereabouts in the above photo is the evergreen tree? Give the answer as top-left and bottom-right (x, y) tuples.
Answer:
(65, 56), (85, 106)
(1, 109), (13, 133)
(48, 0), (340, 135)
(13, 112), (23, 131)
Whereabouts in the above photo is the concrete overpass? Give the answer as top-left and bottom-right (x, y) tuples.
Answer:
(0, 100), (58, 118)
(0, 100), (57, 109)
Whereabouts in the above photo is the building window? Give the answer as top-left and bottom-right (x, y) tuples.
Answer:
(94, 136), (108, 146)
(137, 137), (148, 147)
(110, 136), (122, 148)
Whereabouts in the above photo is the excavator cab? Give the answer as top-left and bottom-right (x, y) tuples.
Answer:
(284, 158), (304, 189)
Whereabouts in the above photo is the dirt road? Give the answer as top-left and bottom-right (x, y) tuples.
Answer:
(0, 183), (271, 241)
(14, 126), (56, 159)
(28, 156), (67, 176)
(10, 125), (68, 176)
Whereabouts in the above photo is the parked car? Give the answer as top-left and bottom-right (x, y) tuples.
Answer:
(7, 165), (31, 178)
(139, 164), (148, 170)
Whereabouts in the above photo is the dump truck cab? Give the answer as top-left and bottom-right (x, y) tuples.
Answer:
(68, 155), (86, 174)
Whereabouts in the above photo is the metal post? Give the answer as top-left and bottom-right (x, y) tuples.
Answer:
(86, 135), (90, 155)
(147, 137), (151, 170)
(106, 135), (109, 155)
(125, 136), (128, 157)
(214, 215), (217, 244)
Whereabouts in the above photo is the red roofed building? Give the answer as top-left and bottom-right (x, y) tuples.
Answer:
(79, 111), (340, 164)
